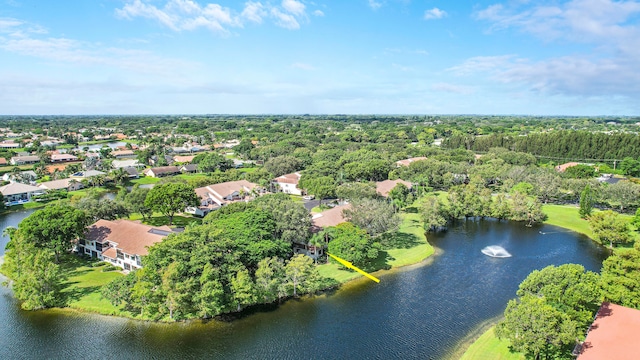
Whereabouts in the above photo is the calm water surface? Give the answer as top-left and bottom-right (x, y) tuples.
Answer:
(0, 216), (608, 360)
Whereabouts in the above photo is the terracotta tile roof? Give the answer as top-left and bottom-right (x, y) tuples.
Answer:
(555, 162), (580, 172)
(45, 164), (68, 173)
(173, 155), (196, 163)
(37, 178), (78, 190)
(273, 172), (301, 185)
(395, 157), (427, 167)
(0, 158), (7, 165)
(578, 302), (640, 359)
(51, 154), (78, 161)
(102, 247), (117, 259)
(312, 204), (351, 228)
(85, 219), (172, 257)
(376, 179), (412, 197)
(195, 180), (259, 205)
(111, 150), (135, 156)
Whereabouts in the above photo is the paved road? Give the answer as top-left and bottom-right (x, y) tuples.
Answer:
(302, 199), (320, 212)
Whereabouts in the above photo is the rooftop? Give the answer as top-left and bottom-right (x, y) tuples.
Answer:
(578, 302), (640, 360)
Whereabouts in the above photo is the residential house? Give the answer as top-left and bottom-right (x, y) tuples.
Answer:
(0, 182), (45, 205)
(123, 167), (140, 178)
(143, 166), (180, 178)
(273, 172), (303, 195)
(70, 170), (106, 180)
(111, 149), (136, 159)
(2, 170), (38, 183)
(50, 153), (79, 162)
(555, 162), (580, 172)
(0, 142), (20, 149)
(10, 155), (40, 165)
(395, 157), (427, 167)
(80, 219), (173, 271)
(575, 302), (640, 359)
(376, 179), (412, 198)
(180, 164), (198, 173)
(311, 204), (351, 228)
(0, 158), (7, 166)
(187, 180), (260, 216)
(38, 178), (84, 191)
(173, 155), (196, 164)
(112, 159), (144, 169)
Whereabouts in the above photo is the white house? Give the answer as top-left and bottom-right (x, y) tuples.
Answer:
(10, 155), (40, 165)
(273, 172), (303, 195)
(0, 182), (45, 206)
(187, 180), (260, 216)
(38, 178), (84, 191)
(80, 219), (173, 271)
(50, 153), (79, 162)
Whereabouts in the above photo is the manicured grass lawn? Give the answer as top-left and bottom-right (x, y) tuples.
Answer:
(317, 204), (433, 283)
(59, 256), (125, 316)
(128, 176), (161, 185)
(460, 326), (524, 360)
(542, 204), (595, 238)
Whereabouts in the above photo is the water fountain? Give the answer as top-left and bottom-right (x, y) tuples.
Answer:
(481, 245), (512, 258)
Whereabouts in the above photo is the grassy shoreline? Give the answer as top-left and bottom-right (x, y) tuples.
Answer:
(458, 203), (634, 359)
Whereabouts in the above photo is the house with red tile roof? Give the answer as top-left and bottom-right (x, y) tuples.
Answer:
(576, 302), (640, 359)
(187, 180), (260, 216)
(555, 162), (580, 172)
(376, 179), (412, 197)
(395, 157), (427, 167)
(273, 172), (303, 195)
(80, 219), (173, 271)
(312, 204), (351, 228)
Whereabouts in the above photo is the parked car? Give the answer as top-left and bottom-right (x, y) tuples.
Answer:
(302, 195), (315, 200)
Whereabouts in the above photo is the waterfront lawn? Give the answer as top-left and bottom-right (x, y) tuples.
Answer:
(460, 326), (524, 360)
(542, 204), (594, 238)
(128, 176), (161, 185)
(317, 205), (433, 283)
(60, 256), (125, 316)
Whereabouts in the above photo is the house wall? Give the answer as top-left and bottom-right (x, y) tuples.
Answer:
(78, 240), (142, 271)
(276, 182), (302, 195)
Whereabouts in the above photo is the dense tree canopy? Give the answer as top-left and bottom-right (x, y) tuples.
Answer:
(144, 183), (199, 225)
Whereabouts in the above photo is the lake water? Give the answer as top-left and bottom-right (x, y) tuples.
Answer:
(0, 216), (608, 359)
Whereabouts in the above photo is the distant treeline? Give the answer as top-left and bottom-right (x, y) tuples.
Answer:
(443, 131), (640, 161)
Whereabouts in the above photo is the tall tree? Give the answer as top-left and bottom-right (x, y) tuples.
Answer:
(579, 184), (594, 219)
(589, 210), (632, 249)
(600, 246), (640, 309)
(125, 185), (153, 220)
(230, 268), (257, 312)
(264, 155), (302, 177)
(145, 182), (199, 225)
(343, 198), (401, 237)
(327, 222), (381, 269)
(285, 254), (320, 297)
(18, 204), (89, 263)
(195, 263), (225, 319)
(420, 195), (448, 232)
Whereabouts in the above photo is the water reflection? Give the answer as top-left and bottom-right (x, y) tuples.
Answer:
(0, 217), (608, 359)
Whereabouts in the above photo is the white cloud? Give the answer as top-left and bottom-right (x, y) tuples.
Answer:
(271, 8), (300, 29)
(369, 0), (383, 10)
(291, 62), (316, 70)
(392, 63), (413, 72)
(242, 2), (266, 23)
(424, 8), (447, 20)
(447, 55), (516, 76)
(282, 0), (305, 16)
(468, 1), (640, 98)
(0, 21), (195, 76)
(116, 0), (314, 33)
(431, 82), (474, 94)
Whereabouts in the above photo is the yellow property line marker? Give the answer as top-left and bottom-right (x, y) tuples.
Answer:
(327, 252), (380, 283)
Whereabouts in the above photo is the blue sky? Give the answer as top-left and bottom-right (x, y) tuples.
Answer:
(1, 0), (640, 115)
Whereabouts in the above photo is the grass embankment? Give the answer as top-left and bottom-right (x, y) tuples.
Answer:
(461, 204), (638, 359)
(59, 256), (125, 316)
(460, 327), (524, 360)
(317, 205), (434, 283)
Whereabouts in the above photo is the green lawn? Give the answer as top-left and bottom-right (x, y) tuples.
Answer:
(460, 326), (524, 360)
(542, 204), (595, 238)
(128, 176), (161, 185)
(317, 205), (434, 283)
(59, 256), (125, 316)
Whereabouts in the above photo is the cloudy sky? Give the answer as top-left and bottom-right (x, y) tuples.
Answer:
(1, 0), (640, 115)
